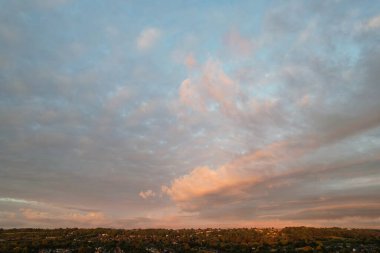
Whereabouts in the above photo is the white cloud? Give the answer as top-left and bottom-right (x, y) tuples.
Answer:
(139, 189), (156, 199)
(136, 27), (161, 51)
(0, 197), (39, 205)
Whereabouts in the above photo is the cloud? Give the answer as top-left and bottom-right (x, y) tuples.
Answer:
(224, 29), (255, 56)
(179, 59), (240, 115)
(364, 15), (380, 30)
(184, 53), (197, 69)
(139, 190), (156, 199)
(0, 197), (39, 205)
(162, 139), (311, 211)
(20, 208), (50, 220)
(173, 153), (380, 227)
(136, 27), (161, 51)
(162, 107), (380, 215)
(0, 197), (110, 228)
(0, 211), (16, 220)
(169, 18), (380, 216)
(297, 94), (311, 107)
(282, 203), (380, 221)
(104, 86), (132, 112)
(162, 165), (254, 203)
(20, 208), (106, 226)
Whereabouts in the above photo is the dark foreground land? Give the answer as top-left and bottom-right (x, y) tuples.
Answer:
(1, 227), (380, 253)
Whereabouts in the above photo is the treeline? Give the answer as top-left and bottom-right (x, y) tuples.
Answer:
(0, 227), (379, 252)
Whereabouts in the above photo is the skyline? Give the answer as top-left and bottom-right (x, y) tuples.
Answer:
(0, 0), (380, 229)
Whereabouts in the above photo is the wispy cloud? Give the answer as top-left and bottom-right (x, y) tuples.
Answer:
(139, 190), (156, 199)
(0, 197), (39, 205)
(136, 27), (161, 51)
(179, 59), (240, 115)
(363, 15), (380, 30)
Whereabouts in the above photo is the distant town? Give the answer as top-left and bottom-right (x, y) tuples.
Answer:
(1, 227), (379, 252)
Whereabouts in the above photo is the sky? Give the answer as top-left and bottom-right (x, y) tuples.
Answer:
(0, 0), (380, 229)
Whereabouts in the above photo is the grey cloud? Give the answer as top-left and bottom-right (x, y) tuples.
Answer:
(282, 204), (380, 221)
(208, 154), (379, 221)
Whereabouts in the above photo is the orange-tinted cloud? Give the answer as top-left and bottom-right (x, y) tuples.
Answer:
(162, 139), (311, 211)
(184, 53), (197, 69)
(179, 59), (240, 115)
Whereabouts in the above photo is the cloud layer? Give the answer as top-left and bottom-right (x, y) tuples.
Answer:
(0, 0), (379, 228)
